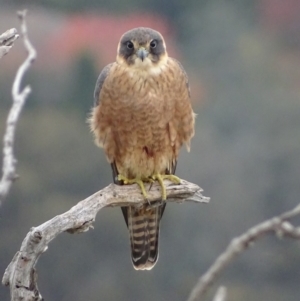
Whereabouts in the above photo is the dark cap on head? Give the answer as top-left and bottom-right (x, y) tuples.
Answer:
(120, 27), (163, 46)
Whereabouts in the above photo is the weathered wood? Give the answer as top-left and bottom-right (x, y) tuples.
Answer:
(2, 180), (209, 301)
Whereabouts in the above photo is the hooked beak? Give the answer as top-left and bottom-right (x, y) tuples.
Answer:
(136, 48), (149, 62)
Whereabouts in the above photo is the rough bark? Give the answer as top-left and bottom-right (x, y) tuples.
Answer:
(2, 180), (209, 301)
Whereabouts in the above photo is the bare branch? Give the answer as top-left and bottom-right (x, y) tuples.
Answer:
(0, 10), (36, 206)
(0, 28), (19, 59)
(212, 287), (227, 301)
(2, 180), (208, 301)
(186, 203), (300, 301)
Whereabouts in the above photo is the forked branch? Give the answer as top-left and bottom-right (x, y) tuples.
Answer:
(187, 203), (300, 301)
(0, 10), (36, 206)
(2, 180), (209, 301)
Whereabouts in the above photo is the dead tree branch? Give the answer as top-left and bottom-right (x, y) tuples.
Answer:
(2, 180), (208, 301)
(0, 10), (36, 206)
(187, 203), (300, 301)
(0, 28), (19, 59)
(212, 287), (227, 301)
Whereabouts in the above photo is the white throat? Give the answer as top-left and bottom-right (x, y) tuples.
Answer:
(130, 55), (168, 78)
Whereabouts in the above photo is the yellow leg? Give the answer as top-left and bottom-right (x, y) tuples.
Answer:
(118, 174), (149, 199)
(152, 174), (181, 200)
(117, 174), (180, 202)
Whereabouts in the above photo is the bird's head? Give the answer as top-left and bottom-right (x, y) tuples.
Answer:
(116, 27), (168, 72)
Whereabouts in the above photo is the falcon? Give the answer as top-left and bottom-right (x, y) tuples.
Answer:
(89, 27), (195, 270)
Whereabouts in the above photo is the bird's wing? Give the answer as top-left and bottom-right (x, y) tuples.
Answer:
(169, 57), (191, 98)
(93, 63), (114, 106)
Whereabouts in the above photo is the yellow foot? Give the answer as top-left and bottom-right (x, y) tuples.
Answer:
(151, 174), (181, 200)
(117, 174), (149, 199)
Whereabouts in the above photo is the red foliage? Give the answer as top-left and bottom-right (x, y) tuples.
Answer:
(45, 13), (180, 68)
(259, 0), (300, 31)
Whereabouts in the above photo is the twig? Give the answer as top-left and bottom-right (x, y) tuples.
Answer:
(212, 287), (227, 301)
(186, 203), (300, 301)
(2, 180), (208, 301)
(0, 10), (36, 206)
(0, 28), (19, 59)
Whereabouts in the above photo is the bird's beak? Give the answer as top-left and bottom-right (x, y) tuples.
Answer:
(136, 48), (149, 62)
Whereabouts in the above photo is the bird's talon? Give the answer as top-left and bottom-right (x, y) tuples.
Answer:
(118, 174), (149, 199)
(151, 173), (182, 201)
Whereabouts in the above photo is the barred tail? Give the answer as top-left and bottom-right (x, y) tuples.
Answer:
(122, 204), (165, 270)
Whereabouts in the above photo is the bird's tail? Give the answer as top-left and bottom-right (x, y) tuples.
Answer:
(122, 204), (165, 270)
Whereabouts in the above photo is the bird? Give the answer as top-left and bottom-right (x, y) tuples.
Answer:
(89, 27), (195, 270)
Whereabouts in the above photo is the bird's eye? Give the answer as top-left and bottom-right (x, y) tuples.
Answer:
(126, 41), (134, 49)
(150, 40), (157, 48)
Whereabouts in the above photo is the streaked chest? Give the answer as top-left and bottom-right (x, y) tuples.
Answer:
(103, 63), (176, 104)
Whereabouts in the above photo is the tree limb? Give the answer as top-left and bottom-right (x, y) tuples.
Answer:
(212, 287), (227, 301)
(0, 10), (36, 206)
(186, 203), (300, 301)
(2, 180), (209, 301)
(0, 28), (19, 59)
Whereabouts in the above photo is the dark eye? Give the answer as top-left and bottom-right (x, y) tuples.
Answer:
(126, 41), (134, 49)
(150, 40), (157, 48)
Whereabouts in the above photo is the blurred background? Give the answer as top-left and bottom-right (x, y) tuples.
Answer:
(1, 0), (300, 300)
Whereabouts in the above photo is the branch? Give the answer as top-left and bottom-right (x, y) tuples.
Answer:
(212, 287), (227, 301)
(0, 28), (19, 59)
(2, 180), (209, 301)
(0, 10), (36, 206)
(186, 203), (300, 301)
